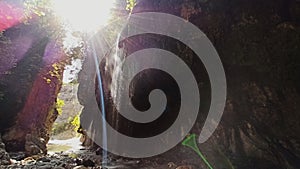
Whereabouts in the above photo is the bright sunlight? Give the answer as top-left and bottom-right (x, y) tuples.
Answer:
(51, 0), (115, 32)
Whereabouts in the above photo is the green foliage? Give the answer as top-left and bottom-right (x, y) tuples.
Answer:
(51, 112), (81, 136)
(51, 63), (64, 78)
(71, 114), (80, 131)
(44, 62), (65, 84)
(24, 0), (50, 20)
(56, 98), (64, 115)
(68, 79), (79, 85)
(126, 0), (137, 11)
(51, 122), (66, 135)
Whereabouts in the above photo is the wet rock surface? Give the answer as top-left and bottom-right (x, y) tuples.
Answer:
(0, 0), (300, 169)
(24, 134), (47, 156)
(79, 0), (300, 168)
(1, 149), (197, 169)
(0, 21), (65, 155)
(1, 138), (203, 169)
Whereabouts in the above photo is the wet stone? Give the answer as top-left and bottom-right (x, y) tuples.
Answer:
(73, 166), (88, 169)
(9, 152), (26, 161)
(82, 159), (95, 167)
(36, 157), (51, 162)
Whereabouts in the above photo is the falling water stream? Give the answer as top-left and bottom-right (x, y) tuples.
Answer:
(91, 41), (108, 164)
(87, 16), (128, 163)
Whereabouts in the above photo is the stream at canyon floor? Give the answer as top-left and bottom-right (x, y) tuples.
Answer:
(47, 138), (83, 154)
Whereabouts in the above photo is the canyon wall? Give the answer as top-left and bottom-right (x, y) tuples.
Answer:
(0, 22), (64, 156)
(80, 0), (300, 168)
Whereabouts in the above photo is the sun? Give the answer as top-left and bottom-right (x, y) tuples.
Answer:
(51, 0), (115, 32)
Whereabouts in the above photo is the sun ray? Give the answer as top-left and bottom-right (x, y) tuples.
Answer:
(51, 0), (116, 32)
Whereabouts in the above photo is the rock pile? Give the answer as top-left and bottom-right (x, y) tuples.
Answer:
(0, 134), (11, 166)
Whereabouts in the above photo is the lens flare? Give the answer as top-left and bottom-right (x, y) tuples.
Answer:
(51, 0), (115, 32)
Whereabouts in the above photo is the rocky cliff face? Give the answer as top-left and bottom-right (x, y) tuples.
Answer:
(0, 0), (298, 168)
(0, 22), (65, 156)
(79, 0), (300, 168)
